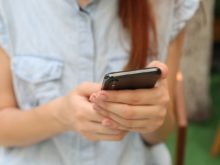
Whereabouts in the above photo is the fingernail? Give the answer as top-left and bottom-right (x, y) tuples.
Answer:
(102, 119), (112, 127)
(89, 94), (97, 102)
(98, 91), (107, 101)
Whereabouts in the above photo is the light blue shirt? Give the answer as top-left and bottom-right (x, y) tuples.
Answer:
(0, 0), (199, 164)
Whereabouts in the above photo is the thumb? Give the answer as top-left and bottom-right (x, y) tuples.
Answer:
(147, 61), (168, 79)
(76, 82), (101, 97)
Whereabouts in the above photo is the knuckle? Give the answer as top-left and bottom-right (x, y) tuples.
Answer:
(129, 95), (140, 104)
(155, 88), (163, 100)
(154, 91), (169, 105)
(158, 109), (166, 119)
(161, 93), (170, 104)
(159, 86), (170, 102)
(123, 105), (134, 119)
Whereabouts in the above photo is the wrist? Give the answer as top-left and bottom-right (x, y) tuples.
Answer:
(46, 96), (70, 132)
(140, 133), (162, 146)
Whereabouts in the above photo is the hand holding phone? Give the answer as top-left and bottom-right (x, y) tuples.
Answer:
(90, 62), (170, 135)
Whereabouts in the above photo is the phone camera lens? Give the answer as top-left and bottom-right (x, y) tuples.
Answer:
(111, 81), (117, 89)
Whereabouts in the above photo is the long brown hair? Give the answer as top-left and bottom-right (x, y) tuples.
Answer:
(118, 0), (157, 70)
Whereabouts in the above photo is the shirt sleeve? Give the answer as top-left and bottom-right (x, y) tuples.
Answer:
(170, 0), (200, 40)
(0, 8), (11, 56)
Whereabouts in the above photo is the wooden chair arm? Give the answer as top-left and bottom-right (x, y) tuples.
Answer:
(175, 72), (188, 128)
(210, 124), (220, 156)
(174, 72), (188, 165)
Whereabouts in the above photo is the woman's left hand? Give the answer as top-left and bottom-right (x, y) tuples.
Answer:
(90, 61), (170, 134)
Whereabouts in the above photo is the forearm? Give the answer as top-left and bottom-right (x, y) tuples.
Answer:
(140, 101), (175, 145)
(0, 97), (66, 148)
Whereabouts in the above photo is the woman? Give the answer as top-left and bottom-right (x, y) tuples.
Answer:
(0, 0), (198, 164)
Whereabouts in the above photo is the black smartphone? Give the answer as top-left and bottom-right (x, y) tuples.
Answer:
(101, 67), (161, 90)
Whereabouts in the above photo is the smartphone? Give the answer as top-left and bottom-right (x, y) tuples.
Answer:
(101, 67), (161, 90)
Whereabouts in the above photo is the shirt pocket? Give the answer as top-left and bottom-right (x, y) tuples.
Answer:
(11, 55), (64, 109)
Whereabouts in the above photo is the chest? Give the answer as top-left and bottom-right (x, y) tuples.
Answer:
(8, 0), (129, 109)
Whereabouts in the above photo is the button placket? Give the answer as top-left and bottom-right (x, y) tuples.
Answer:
(78, 11), (96, 83)
(78, 10), (96, 165)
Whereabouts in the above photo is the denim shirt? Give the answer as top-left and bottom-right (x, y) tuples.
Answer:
(0, 0), (198, 164)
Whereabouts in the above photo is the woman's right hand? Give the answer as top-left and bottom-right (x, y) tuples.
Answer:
(54, 82), (127, 142)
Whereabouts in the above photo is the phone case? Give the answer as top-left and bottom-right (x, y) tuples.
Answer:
(102, 67), (161, 90)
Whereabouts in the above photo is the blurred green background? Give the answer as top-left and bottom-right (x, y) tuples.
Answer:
(215, 0), (220, 16)
(167, 73), (220, 165)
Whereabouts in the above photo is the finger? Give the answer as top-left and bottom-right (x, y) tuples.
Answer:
(146, 61), (168, 91)
(93, 101), (162, 120)
(85, 132), (127, 142)
(93, 104), (163, 128)
(79, 101), (104, 122)
(76, 82), (101, 97)
(106, 112), (159, 129)
(92, 85), (169, 105)
(94, 106), (164, 131)
(147, 61), (168, 79)
(89, 92), (98, 103)
(87, 121), (124, 135)
(91, 108), (122, 129)
(117, 126), (157, 134)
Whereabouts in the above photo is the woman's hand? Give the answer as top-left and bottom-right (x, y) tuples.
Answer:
(90, 61), (170, 135)
(55, 82), (127, 142)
